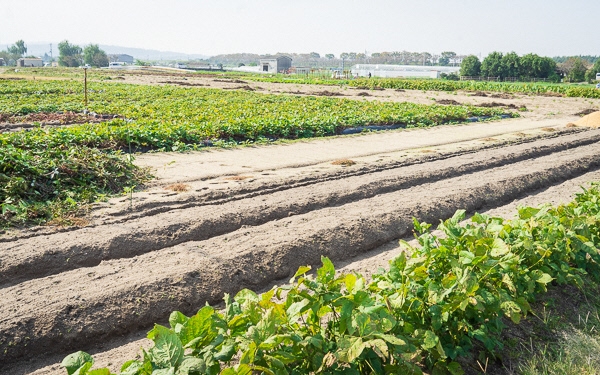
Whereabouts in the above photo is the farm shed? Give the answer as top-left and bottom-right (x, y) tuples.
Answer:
(109, 54), (134, 64)
(259, 55), (292, 73)
(351, 64), (460, 79)
(294, 67), (311, 75)
(16, 58), (43, 67)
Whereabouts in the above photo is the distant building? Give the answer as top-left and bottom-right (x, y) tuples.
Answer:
(294, 67), (311, 75)
(351, 64), (460, 79)
(0, 58), (5, 66)
(16, 58), (43, 67)
(109, 54), (134, 64)
(259, 55), (292, 73)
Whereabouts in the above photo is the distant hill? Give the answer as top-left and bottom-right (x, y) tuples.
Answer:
(15, 42), (208, 61)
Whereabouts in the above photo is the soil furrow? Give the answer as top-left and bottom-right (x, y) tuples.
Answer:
(0, 131), (600, 287)
(1, 130), (599, 288)
(1, 143), (599, 365)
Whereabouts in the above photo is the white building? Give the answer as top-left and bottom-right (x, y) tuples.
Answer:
(351, 64), (460, 79)
(109, 54), (134, 64)
(259, 55), (292, 73)
(16, 58), (43, 67)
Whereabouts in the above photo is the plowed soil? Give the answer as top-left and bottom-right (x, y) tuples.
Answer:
(2, 75), (600, 374)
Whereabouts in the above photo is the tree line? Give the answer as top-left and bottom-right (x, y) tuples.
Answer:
(0, 40), (110, 68)
(207, 51), (463, 67)
(460, 52), (600, 82)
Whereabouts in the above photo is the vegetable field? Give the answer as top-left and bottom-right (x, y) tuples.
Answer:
(63, 181), (600, 375)
(348, 78), (600, 98)
(2, 71), (600, 375)
(0, 78), (513, 227)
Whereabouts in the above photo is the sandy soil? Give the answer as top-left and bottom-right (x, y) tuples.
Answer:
(2, 72), (600, 374)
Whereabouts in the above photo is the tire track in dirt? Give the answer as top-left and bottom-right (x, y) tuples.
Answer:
(1, 135), (600, 366)
(2, 130), (599, 289)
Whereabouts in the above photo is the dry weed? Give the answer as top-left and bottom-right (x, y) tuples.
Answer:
(165, 183), (191, 192)
(541, 127), (556, 132)
(331, 159), (356, 166)
(223, 175), (253, 181)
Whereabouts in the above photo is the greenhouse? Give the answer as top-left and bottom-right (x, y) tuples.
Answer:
(351, 64), (460, 78)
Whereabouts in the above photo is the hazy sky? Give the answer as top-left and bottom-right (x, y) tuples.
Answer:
(1, 0), (598, 57)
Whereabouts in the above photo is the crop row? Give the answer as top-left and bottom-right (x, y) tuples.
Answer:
(62, 182), (600, 375)
(0, 79), (513, 227)
(347, 78), (600, 98)
(0, 79), (512, 145)
(7, 67), (600, 98)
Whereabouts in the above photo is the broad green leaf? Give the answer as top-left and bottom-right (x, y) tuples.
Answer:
(317, 256), (335, 283)
(459, 251), (474, 265)
(535, 273), (554, 284)
(147, 325), (184, 369)
(73, 363), (93, 375)
(447, 361), (465, 375)
(490, 238), (509, 257)
(151, 368), (175, 375)
(87, 370), (112, 375)
(374, 333), (406, 346)
(502, 273), (516, 294)
(120, 360), (144, 375)
(239, 342), (256, 364)
(176, 357), (206, 375)
(234, 289), (259, 305)
(61, 351), (94, 375)
(366, 338), (389, 359)
(259, 334), (292, 350)
(169, 311), (188, 330)
(180, 306), (216, 347)
(286, 299), (310, 320)
(344, 273), (357, 292)
(346, 337), (366, 362)
(214, 339), (237, 362)
(292, 265), (311, 280)
(421, 330), (439, 350)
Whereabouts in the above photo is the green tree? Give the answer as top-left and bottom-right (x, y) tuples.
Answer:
(438, 51), (456, 66)
(501, 52), (520, 78)
(585, 60), (600, 82)
(459, 55), (481, 77)
(562, 57), (588, 82)
(83, 44), (108, 67)
(520, 54), (557, 79)
(480, 51), (504, 78)
(7, 40), (27, 56)
(58, 40), (83, 67)
(325, 54), (335, 60)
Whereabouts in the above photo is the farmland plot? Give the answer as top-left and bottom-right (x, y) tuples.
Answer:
(1, 73), (600, 374)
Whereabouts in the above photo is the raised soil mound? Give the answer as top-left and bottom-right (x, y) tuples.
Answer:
(570, 111), (600, 128)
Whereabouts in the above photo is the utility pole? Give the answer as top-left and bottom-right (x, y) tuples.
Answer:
(84, 66), (88, 110)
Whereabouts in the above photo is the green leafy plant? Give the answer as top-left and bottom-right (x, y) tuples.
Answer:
(62, 183), (600, 375)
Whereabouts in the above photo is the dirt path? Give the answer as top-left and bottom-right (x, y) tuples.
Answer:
(3, 126), (600, 374)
